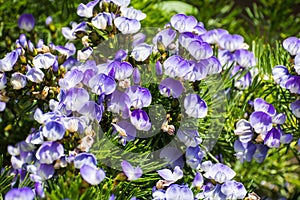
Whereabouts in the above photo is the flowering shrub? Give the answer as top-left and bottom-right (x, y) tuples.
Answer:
(0, 0), (299, 199)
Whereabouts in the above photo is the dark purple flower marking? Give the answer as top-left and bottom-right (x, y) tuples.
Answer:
(130, 109), (151, 131)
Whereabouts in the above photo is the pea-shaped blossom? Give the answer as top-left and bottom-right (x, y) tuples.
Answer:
(192, 172), (204, 188)
(157, 166), (183, 186)
(186, 146), (204, 169)
(170, 14), (197, 33)
(77, 0), (99, 18)
(5, 187), (35, 200)
(187, 40), (213, 61)
(36, 141), (64, 164)
(234, 49), (256, 68)
(163, 55), (191, 78)
(80, 164), (106, 185)
(74, 153), (97, 169)
(0, 72), (7, 89)
(11, 72), (27, 90)
(219, 33), (244, 52)
(234, 119), (253, 144)
(89, 73), (116, 95)
(249, 111), (273, 135)
(130, 109), (151, 131)
(184, 94), (208, 118)
(159, 78), (184, 98)
(253, 144), (269, 163)
(131, 43), (152, 62)
(26, 67), (44, 83)
(204, 163), (236, 183)
(285, 76), (300, 94)
(253, 98), (276, 116)
(200, 56), (222, 75)
(78, 101), (104, 122)
(114, 17), (141, 34)
(42, 120), (65, 141)
(126, 86), (152, 108)
(165, 184), (194, 200)
(201, 28), (228, 44)
(234, 140), (257, 163)
(120, 7), (146, 21)
(106, 61), (133, 80)
(121, 160), (142, 181)
(264, 128), (281, 148)
(272, 65), (290, 88)
(290, 100), (300, 118)
(92, 12), (113, 30)
(108, 90), (130, 118)
(0, 50), (19, 72)
(153, 28), (177, 48)
(59, 68), (84, 90)
(62, 87), (90, 111)
(33, 53), (56, 69)
(183, 60), (207, 82)
(30, 163), (55, 182)
(231, 66), (252, 89)
(18, 14), (35, 31)
(282, 36), (300, 55)
(221, 180), (247, 199)
(62, 22), (87, 41)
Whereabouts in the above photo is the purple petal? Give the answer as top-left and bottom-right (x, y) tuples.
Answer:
(250, 111), (273, 134)
(89, 73), (116, 95)
(78, 101), (104, 122)
(221, 180), (247, 199)
(170, 14), (197, 32)
(253, 98), (276, 116)
(130, 109), (151, 131)
(63, 87), (90, 111)
(92, 12), (112, 29)
(199, 56), (221, 75)
(219, 34), (244, 52)
(264, 128), (281, 148)
(201, 28), (228, 44)
(120, 7), (146, 21)
(26, 67), (44, 83)
(153, 28), (177, 48)
(36, 141), (64, 164)
(272, 113), (286, 124)
(290, 99), (300, 118)
(10, 72), (27, 90)
(80, 164), (105, 185)
(107, 90), (130, 117)
(159, 78), (184, 98)
(33, 53), (56, 69)
(111, 0), (130, 7)
(165, 184), (194, 200)
(5, 187), (34, 200)
(184, 94), (208, 118)
(18, 14), (35, 31)
(77, 0), (99, 18)
(253, 144), (269, 163)
(272, 65), (290, 88)
(234, 49), (256, 67)
(204, 163), (236, 183)
(163, 55), (191, 78)
(74, 153), (97, 169)
(126, 86), (152, 108)
(283, 36), (300, 55)
(187, 40), (213, 61)
(59, 68), (84, 90)
(42, 120), (65, 141)
(114, 17), (141, 34)
(131, 43), (152, 62)
(0, 50), (19, 71)
(121, 160), (142, 181)
(285, 75), (300, 94)
(193, 172), (204, 187)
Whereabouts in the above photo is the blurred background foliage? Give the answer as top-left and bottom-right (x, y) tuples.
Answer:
(1, 0), (300, 199)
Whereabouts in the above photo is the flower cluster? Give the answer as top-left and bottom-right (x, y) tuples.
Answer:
(272, 36), (300, 118)
(234, 98), (293, 163)
(0, 0), (263, 199)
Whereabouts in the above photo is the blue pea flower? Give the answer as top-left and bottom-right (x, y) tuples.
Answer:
(253, 144), (269, 163)
(77, 0), (99, 18)
(59, 68), (84, 90)
(131, 43), (153, 62)
(184, 93), (208, 118)
(5, 187), (35, 200)
(63, 87), (90, 112)
(130, 109), (151, 131)
(35, 141), (64, 164)
(10, 72), (27, 90)
(0, 72), (7, 89)
(78, 101), (104, 122)
(107, 90), (130, 118)
(187, 40), (213, 61)
(153, 28), (177, 48)
(159, 78), (184, 98)
(30, 163), (55, 182)
(272, 65), (290, 88)
(114, 17), (141, 34)
(221, 180), (247, 199)
(200, 28), (228, 44)
(253, 98), (276, 116)
(290, 99), (300, 118)
(218, 33), (244, 52)
(165, 184), (194, 200)
(282, 36), (300, 55)
(203, 163), (236, 183)
(234, 49), (256, 68)
(186, 146), (204, 169)
(176, 128), (202, 147)
(234, 119), (253, 144)
(163, 55), (191, 78)
(157, 166), (183, 186)
(106, 61), (133, 80)
(42, 121), (65, 141)
(26, 66), (44, 83)
(18, 14), (35, 32)
(80, 164), (106, 185)
(62, 22), (87, 40)
(0, 50), (19, 72)
(121, 160), (142, 181)
(234, 140), (257, 163)
(120, 7), (146, 21)
(249, 111), (273, 134)
(91, 12), (113, 30)
(170, 14), (197, 33)
(33, 53), (56, 69)
(192, 172), (204, 188)
(126, 86), (152, 108)
(264, 128), (281, 148)
(88, 73), (116, 95)
(285, 75), (300, 94)
(231, 65), (252, 89)
(74, 153), (97, 169)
